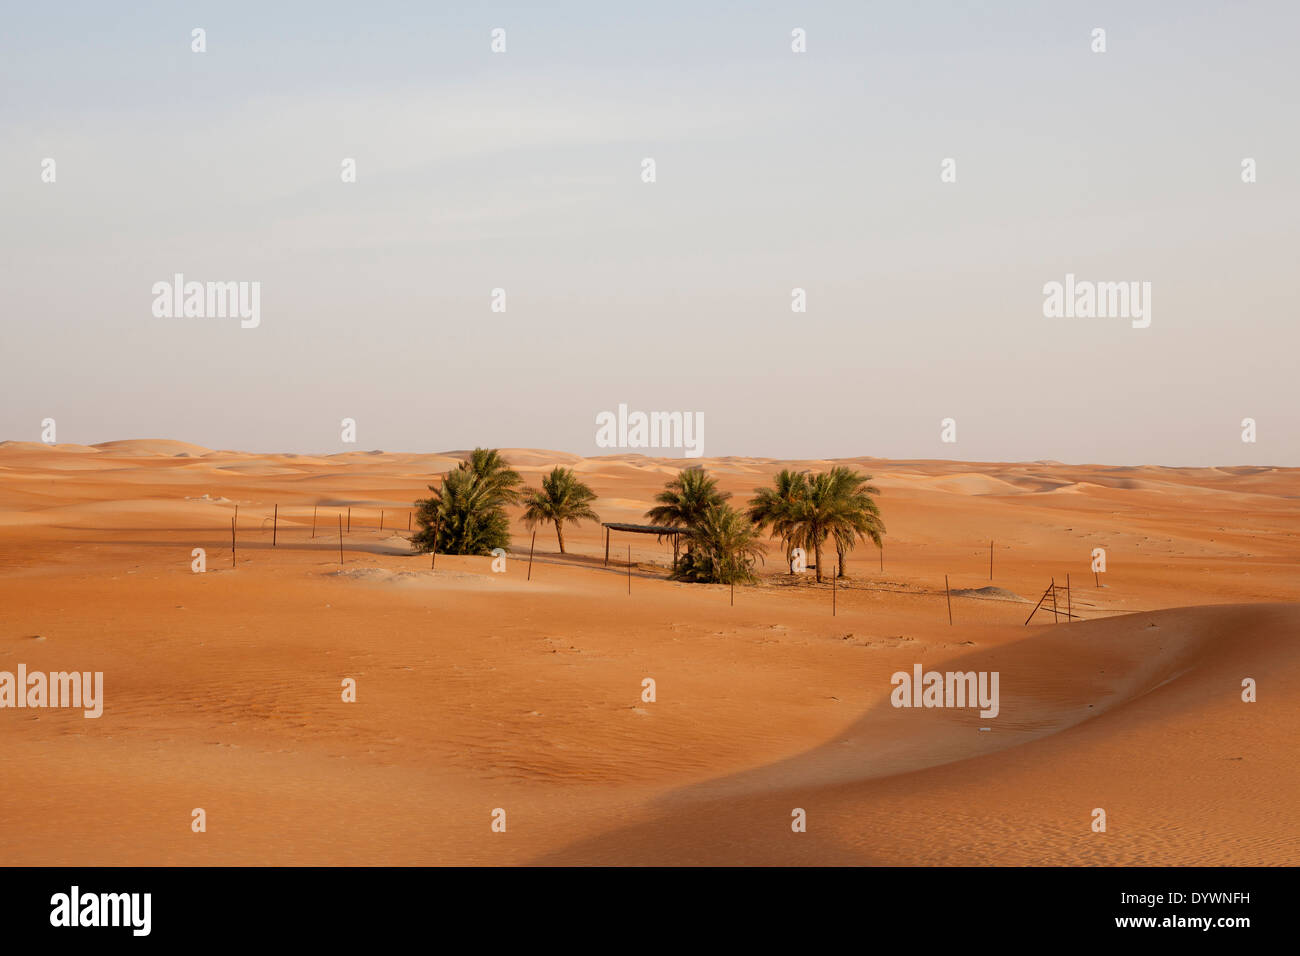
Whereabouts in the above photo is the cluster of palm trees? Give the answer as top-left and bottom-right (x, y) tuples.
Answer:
(647, 466), (885, 584)
(412, 450), (885, 588)
(412, 449), (600, 556)
(644, 469), (763, 584)
(747, 467), (885, 583)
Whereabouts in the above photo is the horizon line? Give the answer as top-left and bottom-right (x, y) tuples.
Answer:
(0, 438), (1290, 473)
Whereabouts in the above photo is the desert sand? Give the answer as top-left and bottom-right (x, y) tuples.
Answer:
(0, 439), (1296, 865)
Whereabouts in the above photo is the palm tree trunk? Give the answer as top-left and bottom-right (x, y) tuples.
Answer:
(555, 520), (566, 554)
(814, 539), (823, 584)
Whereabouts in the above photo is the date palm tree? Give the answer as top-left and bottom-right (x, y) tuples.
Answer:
(645, 467), (729, 530)
(825, 466), (885, 578)
(412, 448), (523, 555)
(747, 469), (809, 573)
(520, 466), (601, 554)
(674, 503), (765, 584)
(786, 471), (836, 583)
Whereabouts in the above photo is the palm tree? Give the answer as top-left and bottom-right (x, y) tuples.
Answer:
(785, 471), (835, 583)
(747, 469), (809, 573)
(520, 466), (601, 554)
(645, 467), (729, 530)
(825, 466), (884, 578)
(461, 448), (524, 507)
(411, 448), (523, 555)
(674, 503), (765, 584)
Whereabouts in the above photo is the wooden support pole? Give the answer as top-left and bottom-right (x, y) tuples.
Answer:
(431, 519), (440, 569)
(1051, 577), (1058, 623)
(1095, 568), (1099, 588)
(380, 510), (384, 532)
(272, 504), (278, 547)
(338, 514), (343, 566)
(1067, 573), (1072, 622)
(880, 544), (883, 572)
(231, 517), (236, 567)
(347, 507), (351, 533)
(312, 504), (317, 539)
(527, 531), (536, 581)
(945, 574), (952, 625)
(407, 512), (411, 532)
(731, 571), (735, 607)
(627, 545), (632, 594)
(604, 527), (610, 568)
(832, 567), (837, 616)
(989, 540), (993, 580)
(1024, 581), (1052, 625)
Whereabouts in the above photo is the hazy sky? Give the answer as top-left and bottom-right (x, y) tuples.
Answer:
(3, 1), (1297, 465)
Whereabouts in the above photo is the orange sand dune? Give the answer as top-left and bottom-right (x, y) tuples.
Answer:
(0, 443), (1296, 865)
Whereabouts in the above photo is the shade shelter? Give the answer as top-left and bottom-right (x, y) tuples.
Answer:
(602, 522), (689, 570)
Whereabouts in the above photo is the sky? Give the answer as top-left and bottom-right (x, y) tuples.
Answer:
(2, 1), (1298, 465)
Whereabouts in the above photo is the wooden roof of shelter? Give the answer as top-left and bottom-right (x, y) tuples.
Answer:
(601, 522), (687, 536)
(601, 522), (687, 569)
